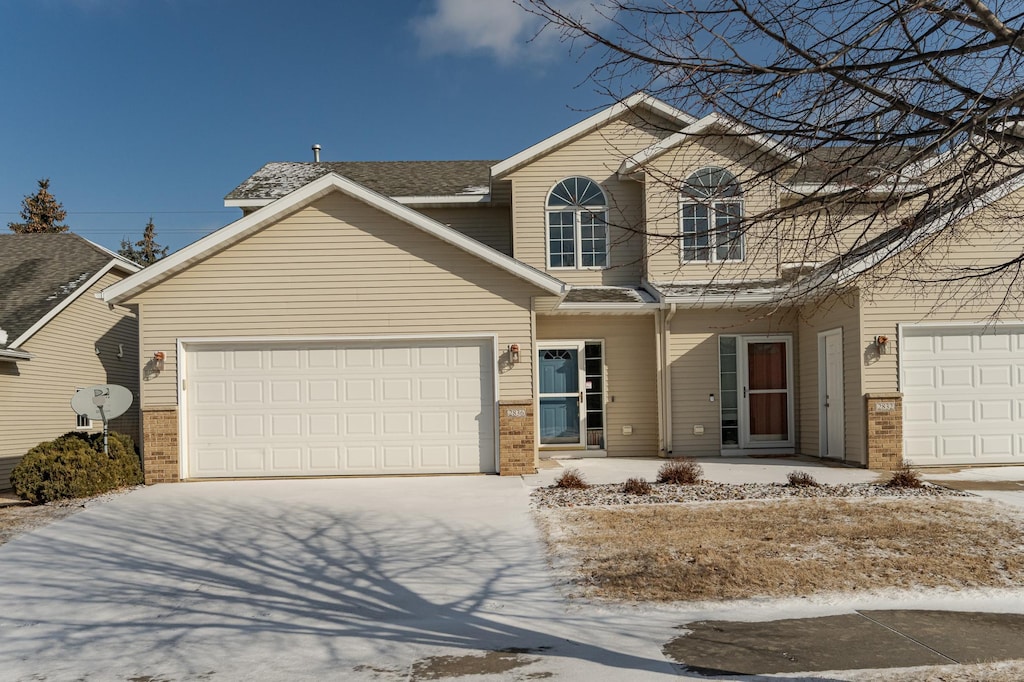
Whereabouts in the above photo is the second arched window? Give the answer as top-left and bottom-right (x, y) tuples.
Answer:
(680, 167), (744, 262)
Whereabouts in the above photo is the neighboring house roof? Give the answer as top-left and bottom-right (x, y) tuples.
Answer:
(225, 160), (498, 208)
(491, 92), (698, 179)
(105, 173), (567, 305)
(0, 233), (140, 353)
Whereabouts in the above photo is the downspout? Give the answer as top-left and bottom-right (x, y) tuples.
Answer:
(655, 309), (665, 454)
(663, 303), (677, 454)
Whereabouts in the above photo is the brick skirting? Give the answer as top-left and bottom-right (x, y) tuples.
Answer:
(142, 407), (180, 484)
(499, 400), (536, 476)
(866, 392), (903, 470)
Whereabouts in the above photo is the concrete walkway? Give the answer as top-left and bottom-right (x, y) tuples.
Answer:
(0, 461), (1021, 680)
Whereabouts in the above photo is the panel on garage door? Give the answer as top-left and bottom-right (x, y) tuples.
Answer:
(186, 339), (495, 477)
(902, 326), (1024, 465)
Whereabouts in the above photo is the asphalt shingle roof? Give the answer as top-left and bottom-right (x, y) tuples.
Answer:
(225, 161), (499, 202)
(563, 287), (652, 304)
(0, 234), (114, 349)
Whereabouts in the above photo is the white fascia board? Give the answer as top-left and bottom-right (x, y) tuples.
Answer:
(9, 260), (123, 349)
(492, 92), (697, 179)
(619, 113), (801, 175)
(663, 291), (782, 307)
(394, 195), (491, 205)
(835, 170), (1024, 284)
(554, 302), (661, 313)
(224, 198), (274, 209)
(104, 173), (566, 305)
(0, 348), (33, 361)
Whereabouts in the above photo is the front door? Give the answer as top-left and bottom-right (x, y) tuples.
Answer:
(819, 329), (845, 459)
(538, 344), (585, 446)
(740, 336), (794, 448)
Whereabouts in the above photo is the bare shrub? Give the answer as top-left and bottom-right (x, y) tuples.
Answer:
(621, 477), (652, 495)
(657, 458), (703, 485)
(554, 468), (590, 489)
(887, 461), (923, 488)
(786, 470), (820, 487)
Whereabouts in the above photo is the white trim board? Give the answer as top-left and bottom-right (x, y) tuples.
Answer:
(104, 172), (567, 304)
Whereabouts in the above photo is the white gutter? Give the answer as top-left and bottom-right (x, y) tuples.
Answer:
(0, 348), (33, 361)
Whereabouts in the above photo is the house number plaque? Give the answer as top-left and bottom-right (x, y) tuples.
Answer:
(874, 401), (896, 412)
(505, 408), (527, 418)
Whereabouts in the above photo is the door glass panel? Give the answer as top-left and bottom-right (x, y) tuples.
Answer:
(749, 393), (789, 440)
(539, 349), (578, 393)
(540, 397), (580, 444)
(748, 342), (787, 390)
(584, 342), (604, 448)
(719, 337), (739, 446)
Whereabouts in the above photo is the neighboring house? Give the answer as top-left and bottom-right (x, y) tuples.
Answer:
(0, 234), (141, 489)
(101, 93), (1024, 485)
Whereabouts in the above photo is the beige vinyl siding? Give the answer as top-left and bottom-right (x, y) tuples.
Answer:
(668, 309), (798, 456)
(0, 271), (139, 489)
(537, 314), (658, 456)
(507, 113), (679, 287)
(126, 192), (541, 409)
(417, 205), (512, 255)
(796, 293), (864, 464)
(860, 191), (1024, 394)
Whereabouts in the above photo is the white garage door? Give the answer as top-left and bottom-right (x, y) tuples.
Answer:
(902, 325), (1024, 465)
(185, 338), (495, 477)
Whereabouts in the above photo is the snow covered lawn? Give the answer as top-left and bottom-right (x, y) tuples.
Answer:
(537, 497), (1024, 602)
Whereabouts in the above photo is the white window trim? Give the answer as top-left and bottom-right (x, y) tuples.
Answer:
(679, 197), (746, 264)
(545, 177), (611, 271)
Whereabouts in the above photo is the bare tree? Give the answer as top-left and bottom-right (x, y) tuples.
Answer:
(521, 0), (1024, 304)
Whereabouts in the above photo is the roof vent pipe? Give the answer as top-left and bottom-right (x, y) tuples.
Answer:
(312, 144), (321, 162)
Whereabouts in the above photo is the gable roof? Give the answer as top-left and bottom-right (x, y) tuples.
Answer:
(105, 172), (567, 305)
(0, 233), (140, 351)
(225, 160), (498, 208)
(619, 113), (802, 175)
(491, 92), (698, 179)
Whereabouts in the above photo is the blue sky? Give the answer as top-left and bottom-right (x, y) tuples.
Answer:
(0, 0), (609, 253)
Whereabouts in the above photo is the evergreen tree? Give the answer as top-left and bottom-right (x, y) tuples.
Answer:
(118, 217), (168, 266)
(8, 178), (69, 233)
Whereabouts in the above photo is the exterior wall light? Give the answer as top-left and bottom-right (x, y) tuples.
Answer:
(875, 335), (890, 355)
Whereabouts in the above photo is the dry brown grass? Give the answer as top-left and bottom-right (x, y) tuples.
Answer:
(540, 498), (1024, 602)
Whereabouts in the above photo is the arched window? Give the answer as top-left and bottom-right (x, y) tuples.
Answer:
(546, 177), (608, 268)
(680, 167), (744, 262)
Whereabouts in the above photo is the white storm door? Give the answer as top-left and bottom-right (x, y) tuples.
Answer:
(740, 336), (794, 448)
(819, 329), (845, 459)
(538, 343), (586, 447)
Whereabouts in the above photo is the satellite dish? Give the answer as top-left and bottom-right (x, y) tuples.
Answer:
(71, 385), (133, 422)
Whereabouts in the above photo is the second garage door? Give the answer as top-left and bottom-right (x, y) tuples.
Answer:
(902, 325), (1024, 465)
(185, 338), (496, 477)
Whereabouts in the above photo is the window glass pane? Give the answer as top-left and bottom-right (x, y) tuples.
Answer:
(719, 337), (739, 446)
(681, 204), (710, 261)
(580, 211), (607, 267)
(547, 211), (575, 267)
(547, 177), (607, 208)
(748, 342), (787, 390)
(540, 397), (580, 443)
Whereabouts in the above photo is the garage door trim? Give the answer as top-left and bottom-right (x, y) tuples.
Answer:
(175, 333), (501, 479)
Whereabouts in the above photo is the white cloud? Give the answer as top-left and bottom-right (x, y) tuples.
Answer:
(413, 0), (608, 64)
